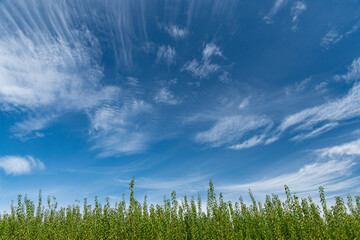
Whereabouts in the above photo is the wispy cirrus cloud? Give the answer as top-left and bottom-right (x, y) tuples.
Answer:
(221, 138), (360, 197)
(0, 30), (116, 110)
(0, 155), (44, 175)
(291, 1), (307, 31)
(219, 158), (358, 195)
(182, 43), (223, 79)
(279, 83), (360, 138)
(320, 21), (360, 50)
(154, 88), (180, 105)
(193, 59), (360, 149)
(319, 138), (360, 157)
(285, 77), (312, 96)
(290, 122), (340, 142)
(345, 21), (360, 36)
(238, 96), (251, 109)
(162, 24), (189, 40)
(10, 115), (57, 139)
(89, 100), (153, 157)
(320, 29), (343, 49)
(264, 0), (288, 24)
(334, 57), (360, 83)
(0, 1), (120, 138)
(157, 45), (176, 66)
(229, 134), (266, 150)
(195, 115), (272, 148)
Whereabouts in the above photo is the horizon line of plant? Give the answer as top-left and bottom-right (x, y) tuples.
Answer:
(0, 177), (359, 239)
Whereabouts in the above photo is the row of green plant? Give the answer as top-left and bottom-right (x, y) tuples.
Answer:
(0, 178), (359, 239)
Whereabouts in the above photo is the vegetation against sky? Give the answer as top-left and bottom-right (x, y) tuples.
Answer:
(0, 179), (359, 239)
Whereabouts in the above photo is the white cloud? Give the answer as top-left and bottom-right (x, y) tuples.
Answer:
(154, 88), (180, 105)
(320, 29), (343, 49)
(142, 42), (156, 54)
(229, 135), (265, 150)
(219, 159), (358, 195)
(334, 57), (360, 83)
(195, 115), (272, 148)
(318, 22), (360, 50)
(0, 155), (44, 175)
(202, 43), (223, 60)
(291, 122), (339, 141)
(157, 45), (176, 65)
(126, 77), (140, 87)
(280, 83), (360, 135)
(182, 43), (223, 79)
(345, 21), (360, 36)
(10, 115), (57, 139)
(264, 0), (288, 24)
(89, 100), (152, 157)
(319, 138), (360, 157)
(285, 77), (311, 96)
(221, 138), (360, 198)
(291, 1), (306, 31)
(0, 31), (116, 110)
(0, 21), (119, 138)
(315, 81), (328, 93)
(182, 59), (220, 79)
(219, 71), (232, 83)
(0, 0), (150, 142)
(238, 96), (251, 109)
(163, 24), (188, 40)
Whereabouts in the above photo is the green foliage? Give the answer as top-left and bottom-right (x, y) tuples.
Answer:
(0, 178), (359, 239)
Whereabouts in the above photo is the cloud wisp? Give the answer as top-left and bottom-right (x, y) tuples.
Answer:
(195, 115), (272, 148)
(154, 88), (180, 105)
(291, 1), (307, 31)
(279, 83), (360, 140)
(182, 43), (223, 79)
(162, 24), (189, 40)
(0, 0), (120, 138)
(335, 57), (360, 83)
(319, 138), (360, 157)
(290, 122), (340, 142)
(320, 29), (343, 49)
(219, 137), (360, 199)
(157, 45), (176, 66)
(320, 21), (360, 50)
(89, 101), (153, 157)
(264, 0), (288, 24)
(0, 155), (44, 175)
(218, 159), (358, 195)
(285, 77), (312, 96)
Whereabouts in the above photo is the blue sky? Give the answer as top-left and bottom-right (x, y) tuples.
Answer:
(0, 0), (360, 208)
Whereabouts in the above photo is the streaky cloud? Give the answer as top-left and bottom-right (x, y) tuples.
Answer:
(89, 101), (153, 157)
(229, 135), (265, 150)
(279, 83), (360, 136)
(319, 138), (360, 157)
(219, 158), (358, 194)
(291, 1), (306, 31)
(154, 88), (180, 105)
(195, 115), (272, 148)
(182, 43), (223, 79)
(335, 57), (360, 83)
(162, 24), (188, 40)
(321, 29), (343, 50)
(157, 45), (176, 66)
(291, 122), (339, 141)
(264, 0), (288, 24)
